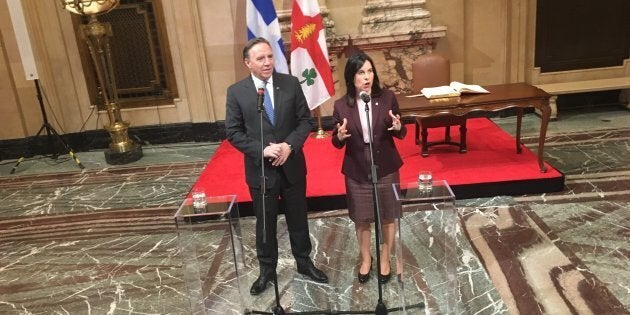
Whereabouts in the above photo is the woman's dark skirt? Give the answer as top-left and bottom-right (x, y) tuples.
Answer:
(345, 146), (402, 224)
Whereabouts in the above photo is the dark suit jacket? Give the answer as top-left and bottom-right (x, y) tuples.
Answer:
(225, 72), (313, 189)
(331, 89), (406, 182)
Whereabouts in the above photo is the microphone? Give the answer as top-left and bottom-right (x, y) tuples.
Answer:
(257, 86), (265, 112)
(359, 91), (371, 103)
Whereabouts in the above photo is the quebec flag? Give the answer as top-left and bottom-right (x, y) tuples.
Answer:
(246, 0), (289, 74)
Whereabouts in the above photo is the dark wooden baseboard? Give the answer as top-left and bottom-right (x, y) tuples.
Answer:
(0, 122), (227, 161)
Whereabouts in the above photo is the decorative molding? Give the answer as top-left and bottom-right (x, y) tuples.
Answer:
(327, 27), (446, 56)
(531, 59), (630, 85)
(361, 0), (431, 34)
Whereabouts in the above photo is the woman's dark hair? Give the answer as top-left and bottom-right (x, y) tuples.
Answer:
(343, 52), (383, 106)
(243, 37), (270, 60)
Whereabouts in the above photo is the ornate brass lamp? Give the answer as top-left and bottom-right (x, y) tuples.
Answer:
(60, 0), (142, 164)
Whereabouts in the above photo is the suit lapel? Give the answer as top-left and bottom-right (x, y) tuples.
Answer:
(349, 101), (364, 140)
(243, 77), (256, 99)
(271, 74), (281, 126)
(371, 95), (381, 135)
(242, 78), (264, 119)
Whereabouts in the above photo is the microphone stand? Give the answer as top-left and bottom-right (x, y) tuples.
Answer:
(362, 98), (388, 315)
(255, 88), (284, 315)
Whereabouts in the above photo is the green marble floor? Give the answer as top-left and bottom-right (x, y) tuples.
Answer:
(0, 106), (628, 314)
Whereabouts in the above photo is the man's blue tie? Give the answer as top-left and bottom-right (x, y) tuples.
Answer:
(263, 81), (274, 125)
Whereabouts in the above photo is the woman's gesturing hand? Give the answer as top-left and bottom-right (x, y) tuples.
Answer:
(337, 118), (351, 141)
(387, 110), (402, 131)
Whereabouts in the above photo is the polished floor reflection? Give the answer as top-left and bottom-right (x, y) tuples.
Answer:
(0, 108), (628, 314)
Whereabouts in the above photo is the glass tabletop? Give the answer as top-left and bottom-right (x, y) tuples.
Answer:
(393, 179), (455, 204)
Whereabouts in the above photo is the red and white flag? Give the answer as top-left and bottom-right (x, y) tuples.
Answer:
(290, 0), (334, 110)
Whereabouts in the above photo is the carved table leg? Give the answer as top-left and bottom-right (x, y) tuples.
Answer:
(421, 127), (429, 157)
(459, 123), (467, 153)
(538, 102), (550, 173)
(516, 107), (523, 154)
(414, 120), (421, 145)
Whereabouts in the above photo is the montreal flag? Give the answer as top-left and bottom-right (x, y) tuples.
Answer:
(290, 0), (335, 110)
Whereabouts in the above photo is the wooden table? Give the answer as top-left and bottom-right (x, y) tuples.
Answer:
(398, 83), (552, 172)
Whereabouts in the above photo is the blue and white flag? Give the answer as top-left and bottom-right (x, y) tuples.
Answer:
(246, 0), (289, 74)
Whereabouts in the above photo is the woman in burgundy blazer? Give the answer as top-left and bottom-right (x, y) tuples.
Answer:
(331, 52), (407, 284)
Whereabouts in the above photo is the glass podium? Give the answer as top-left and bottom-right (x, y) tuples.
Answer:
(392, 180), (459, 314)
(174, 194), (247, 313)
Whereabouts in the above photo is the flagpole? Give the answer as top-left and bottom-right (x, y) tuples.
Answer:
(311, 107), (329, 139)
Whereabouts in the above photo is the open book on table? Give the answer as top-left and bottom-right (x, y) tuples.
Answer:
(420, 81), (490, 99)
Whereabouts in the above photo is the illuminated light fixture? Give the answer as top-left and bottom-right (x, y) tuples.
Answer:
(59, 0), (118, 16)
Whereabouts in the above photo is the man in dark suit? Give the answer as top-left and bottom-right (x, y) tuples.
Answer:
(225, 37), (328, 295)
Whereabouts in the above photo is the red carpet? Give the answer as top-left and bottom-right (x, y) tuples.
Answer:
(193, 118), (564, 210)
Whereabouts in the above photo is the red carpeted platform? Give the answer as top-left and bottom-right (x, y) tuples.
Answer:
(193, 118), (564, 212)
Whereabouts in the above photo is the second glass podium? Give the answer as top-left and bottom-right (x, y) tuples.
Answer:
(392, 179), (459, 314)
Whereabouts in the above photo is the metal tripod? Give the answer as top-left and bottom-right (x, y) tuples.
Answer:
(10, 79), (84, 174)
